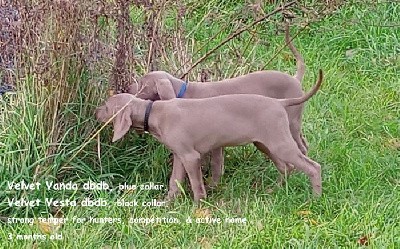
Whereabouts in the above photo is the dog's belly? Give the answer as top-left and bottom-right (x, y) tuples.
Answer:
(195, 134), (255, 154)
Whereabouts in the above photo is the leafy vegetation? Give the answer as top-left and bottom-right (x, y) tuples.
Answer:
(0, 0), (399, 248)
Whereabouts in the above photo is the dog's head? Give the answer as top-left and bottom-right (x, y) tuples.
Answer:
(96, 93), (135, 142)
(128, 71), (174, 100)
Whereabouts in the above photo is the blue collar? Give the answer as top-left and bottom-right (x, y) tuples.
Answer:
(176, 82), (188, 98)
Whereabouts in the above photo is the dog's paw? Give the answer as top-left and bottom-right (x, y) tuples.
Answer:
(165, 190), (181, 202)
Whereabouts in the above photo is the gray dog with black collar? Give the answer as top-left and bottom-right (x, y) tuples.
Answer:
(96, 70), (323, 202)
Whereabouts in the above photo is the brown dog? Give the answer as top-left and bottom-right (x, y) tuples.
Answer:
(96, 70), (323, 202)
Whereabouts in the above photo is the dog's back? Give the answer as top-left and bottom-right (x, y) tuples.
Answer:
(158, 94), (287, 153)
(187, 71), (303, 99)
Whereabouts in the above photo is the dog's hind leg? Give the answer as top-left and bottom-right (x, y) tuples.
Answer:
(278, 150), (322, 196)
(209, 147), (224, 188)
(257, 137), (321, 196)
(253, 142), (294, 186)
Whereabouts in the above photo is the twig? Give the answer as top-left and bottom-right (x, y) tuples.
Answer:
(228, 33), (257, 78)
(173, 13), (233, 75)
(179, 0), (297, 79)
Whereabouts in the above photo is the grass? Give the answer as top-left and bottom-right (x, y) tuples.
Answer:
(1, 1), (399, 248)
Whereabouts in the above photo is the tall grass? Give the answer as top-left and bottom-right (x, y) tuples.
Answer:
(1, 0), (399, 248)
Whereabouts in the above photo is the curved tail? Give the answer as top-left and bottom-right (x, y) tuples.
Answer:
(280, 69), (323, 107)
(285, 22), (305, 83)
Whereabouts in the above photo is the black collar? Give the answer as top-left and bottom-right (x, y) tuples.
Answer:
(144, 101), (154, 132)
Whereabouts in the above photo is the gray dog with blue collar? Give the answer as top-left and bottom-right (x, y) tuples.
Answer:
(128, 23), (308, 187)
(96, 70), (323, 202)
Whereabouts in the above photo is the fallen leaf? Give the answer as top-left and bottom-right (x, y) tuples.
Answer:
(125, 189), (136, 194)
(309, 218), (318, 225)
(215, 200), (226, 208)
(194, 208), (212, 219)
(266, 188), (274, 194)
(35, 210), (64, 235)
(198, 237), (213, 249)
(358, 234), (371, 246)
(345, 49), (358, 58)
(251, 181), (259, 189)
(32, 242), (38, 249)
(385, 138), (400, 150)
(51, 207), (64, 218)
(282, 52), (292, 62)
(35, 219), (61, 235)
(297, 210), (312, 216)
(256, 221), (264, 231)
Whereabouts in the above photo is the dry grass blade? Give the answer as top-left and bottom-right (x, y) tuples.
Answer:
(111, 0), (137, 93)
(59, 98), (135, 174)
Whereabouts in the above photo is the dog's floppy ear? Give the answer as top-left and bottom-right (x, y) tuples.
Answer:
(127, 83), (138, 95)
(155, 79), (176, 100)
(112, 106), (132, 142)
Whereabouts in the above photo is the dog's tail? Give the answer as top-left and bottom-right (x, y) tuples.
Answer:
(285, 22), (306, 83)
(280, 69), (323, 107)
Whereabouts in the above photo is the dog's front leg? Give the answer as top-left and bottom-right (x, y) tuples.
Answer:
(167, 154), (186, 200)
(179, 152), (206, 202)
